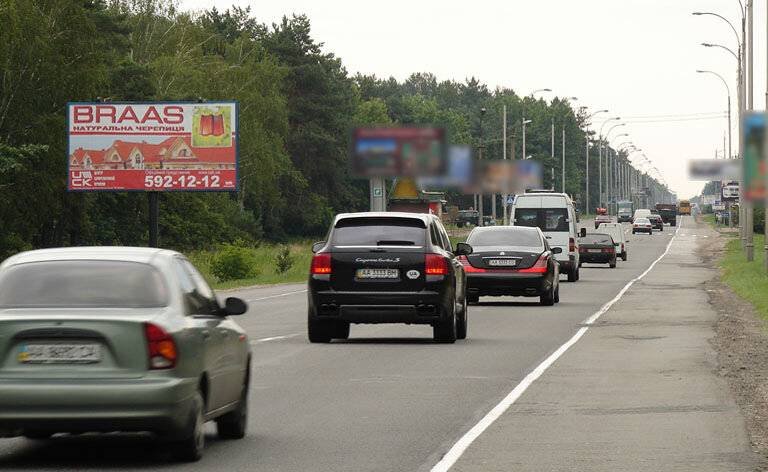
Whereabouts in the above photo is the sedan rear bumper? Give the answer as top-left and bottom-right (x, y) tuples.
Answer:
(466, 273), (550, 297)
(0, 376), (198, 438)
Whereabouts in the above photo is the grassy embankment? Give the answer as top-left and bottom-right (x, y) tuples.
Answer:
(187, 241), (314, 290)
(717, 226), (768, 319)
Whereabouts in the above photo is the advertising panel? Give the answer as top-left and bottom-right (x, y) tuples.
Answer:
(743, 112), (765, 201)
(67, 102), (238, 191)
(350, 127), (446, 178)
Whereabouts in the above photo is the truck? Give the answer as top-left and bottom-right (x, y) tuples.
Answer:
(678, 200), (691, 216)
(655, 203), (677, 226)
(617, 200), (633, 222)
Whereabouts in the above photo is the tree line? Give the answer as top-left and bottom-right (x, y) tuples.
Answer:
(0, 0), (652, 258)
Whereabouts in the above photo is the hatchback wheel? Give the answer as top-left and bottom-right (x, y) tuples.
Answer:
(609, 258), (617, 269)
(217, 376), (248, 439)
(567, 267), (577, 282)
(621, 252), (628, 262)
(172, 391), (205, 462)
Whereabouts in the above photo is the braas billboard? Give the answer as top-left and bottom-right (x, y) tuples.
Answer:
(67, 102), (238, 191)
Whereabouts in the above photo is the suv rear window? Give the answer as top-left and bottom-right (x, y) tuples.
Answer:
(332, 217), (426, 246)
(0, 260), (169, 308)
(514, 208), (569, 232)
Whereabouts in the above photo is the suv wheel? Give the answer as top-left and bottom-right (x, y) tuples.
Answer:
(433, 303), (457, 344)
(467, 293), (479, 305)
(308, 313), (332, 343)
(172, 391), (205, 462)
(456, 295), (468, 340)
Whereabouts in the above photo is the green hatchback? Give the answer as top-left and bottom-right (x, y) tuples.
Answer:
(0, 247), (250, 461)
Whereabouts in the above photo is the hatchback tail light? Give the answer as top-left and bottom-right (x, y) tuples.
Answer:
(602, 247), (615, 254)
(425, 254), (449, 275)
(568, 237), (575, 252)
(145, 323), (177, 369)
(310, 252), (332, 275)
(518, 254), (549, 274)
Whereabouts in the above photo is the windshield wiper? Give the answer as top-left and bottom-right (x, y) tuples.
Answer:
(376, 240), (415, 246)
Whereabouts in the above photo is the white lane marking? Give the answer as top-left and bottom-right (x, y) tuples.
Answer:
(430, 224), (681, 472)
(251, 333), (302, 344)
(246, 289), (307, 302)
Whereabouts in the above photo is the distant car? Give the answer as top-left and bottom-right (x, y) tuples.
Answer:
(578, 233), (617, 268)
(632, 217), (653, 234)
(309, 212), (471, 343)
(461, 226), (561, 306)
(597, 222), (628, 261)
(632, 209), (651, 222)
(456, 210), (479, 227)
(0, 247), (251, 461)
(647, 214), (664, 231)
(594, 214), (613, 229)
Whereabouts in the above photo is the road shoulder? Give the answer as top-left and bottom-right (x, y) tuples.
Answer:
(447, 218), (762, 471)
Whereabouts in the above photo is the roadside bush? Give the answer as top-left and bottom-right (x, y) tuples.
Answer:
(275, 245), (295, 274)
(211, 244), (260, 281)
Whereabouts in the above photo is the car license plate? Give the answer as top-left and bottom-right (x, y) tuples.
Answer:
(588, 249), (602, 253)
(488, 259), (517, 267)
(18, 343), (101, 364)
(356, 268), (399, 279)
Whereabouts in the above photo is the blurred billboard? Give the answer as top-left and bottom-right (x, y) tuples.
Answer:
(350, 127), (446, 177)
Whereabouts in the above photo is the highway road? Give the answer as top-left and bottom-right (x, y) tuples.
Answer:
(0, 218), (720, 471)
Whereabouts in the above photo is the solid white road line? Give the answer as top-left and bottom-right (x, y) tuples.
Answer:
(246, 289), (307, 303)
(251, 333), (303, 344)
(430, 224), (681, 472)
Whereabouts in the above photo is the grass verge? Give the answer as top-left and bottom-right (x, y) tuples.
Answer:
(187, 241), (313, 290)
(720, 233), (768, 320)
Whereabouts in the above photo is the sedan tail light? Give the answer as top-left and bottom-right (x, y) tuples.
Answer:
(310, 252), (332, 275)
(425, 254), (449, 275)
(145, 323), (177, 369)
(458, 255), (486, 273)
(518, 254), (549, 274)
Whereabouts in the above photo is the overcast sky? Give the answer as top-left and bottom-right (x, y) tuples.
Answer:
(182, 0), (765, 199)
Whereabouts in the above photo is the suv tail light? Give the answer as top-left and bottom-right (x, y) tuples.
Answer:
(425, 254), (449, 275)
(145, 323), (177, 369)
(310, 252), (332, 275)
(569, 237), (576, 252)
(518, 254), (549, 274)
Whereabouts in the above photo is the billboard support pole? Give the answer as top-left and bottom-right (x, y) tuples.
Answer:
(370, 178), (386, 212)
(148, 192), (159, 247)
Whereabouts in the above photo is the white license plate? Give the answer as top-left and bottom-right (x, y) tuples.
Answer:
(356, 268), (399, 279)
(588, 249), (602, 253)
(18, 344), (101, 364)
(488, 259), (517, 267)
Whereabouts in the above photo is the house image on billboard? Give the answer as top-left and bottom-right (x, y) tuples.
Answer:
(70, 136), (235, 171)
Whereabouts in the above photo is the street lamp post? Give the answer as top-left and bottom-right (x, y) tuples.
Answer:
(584, 109), (609, 213)
(562, 97), (578, 193)
(522, 88), (551, 180)
(603, 123), (626, 208)
(696, 70), (732, 160)
(598, 117), (621, 208)
(477, 107), (486, 226)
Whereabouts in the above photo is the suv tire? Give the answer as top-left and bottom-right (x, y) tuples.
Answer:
(433, 303), (457, 344)
(308, 314), (332, 343)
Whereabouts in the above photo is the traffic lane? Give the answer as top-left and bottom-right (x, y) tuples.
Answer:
(0, 227), (673, 471)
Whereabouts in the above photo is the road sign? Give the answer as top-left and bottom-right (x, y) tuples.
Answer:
(67, 102), (238, 191)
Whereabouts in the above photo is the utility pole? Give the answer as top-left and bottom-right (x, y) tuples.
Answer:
(551, 118), (555, 190)
(562, 127), (566, 193)
(745, 0), (754, 261)
(764, 0), (768, 271)
(478, 107), (486, 226)
(502, 104), (508, 225)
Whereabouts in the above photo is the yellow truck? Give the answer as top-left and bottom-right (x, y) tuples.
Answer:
(678, 200), (691, 216)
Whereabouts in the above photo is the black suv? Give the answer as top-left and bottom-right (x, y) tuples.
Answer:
(308, 212), (472, 344)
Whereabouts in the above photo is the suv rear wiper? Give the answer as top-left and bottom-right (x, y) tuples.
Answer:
(376, 240), (415, 246)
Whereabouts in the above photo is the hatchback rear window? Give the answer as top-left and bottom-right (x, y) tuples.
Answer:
(332, 217), (426, 246)
(0, 261), (169, 308)
(468, 229), (542, 247)
(581, 235), (614, 244)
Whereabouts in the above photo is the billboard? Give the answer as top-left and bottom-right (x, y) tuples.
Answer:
(350, 127), (446, 177)
(688, 159), (741, 181)
(67, 102), (238, 191)
(743, 112), (765, 201)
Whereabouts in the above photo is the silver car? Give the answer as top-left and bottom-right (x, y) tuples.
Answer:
(0, 247), (250, 461)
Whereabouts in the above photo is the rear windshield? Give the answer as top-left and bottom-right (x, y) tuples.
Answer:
(514, 208), (569, 232)
(635, 218), (650, 224)
(468, 229), (541, 247)
(581, 234), (614, 244)
(332, 217), (426, 246)
(0, 260), (169, 308)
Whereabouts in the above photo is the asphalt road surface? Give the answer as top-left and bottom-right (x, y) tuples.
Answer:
(0, 219), (690, 471)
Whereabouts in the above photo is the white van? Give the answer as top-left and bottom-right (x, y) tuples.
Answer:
(597, 222), (628, 261)
(632, 209), (651, 222)
(510, 192), (582, 281)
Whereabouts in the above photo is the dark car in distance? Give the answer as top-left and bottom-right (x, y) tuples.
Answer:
(460, 226), (561, 306)
(647, 213), (664, 231)
(308, 212), (471, 344)
(594, 214), (613, 229)
(578, 233), (617, 268)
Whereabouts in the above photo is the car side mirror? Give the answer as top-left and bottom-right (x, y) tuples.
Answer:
(223, 297), (248, 316)
(311, 241), (326, 253)
(552, 247), (563, 254)
(455, 242), (473, 256)
(579, 228), (587, 238)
